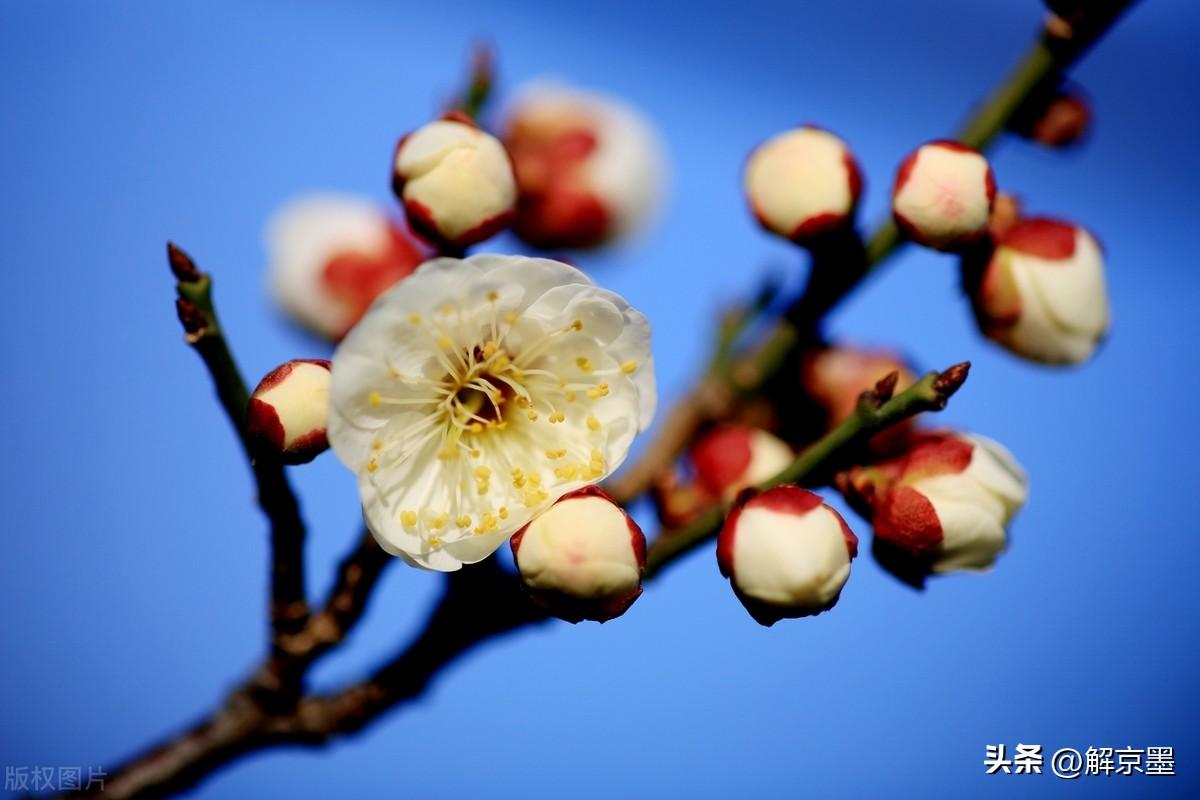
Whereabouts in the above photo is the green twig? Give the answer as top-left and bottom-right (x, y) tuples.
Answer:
(643, 362), (970, 578)
(168, 243), (310, 675)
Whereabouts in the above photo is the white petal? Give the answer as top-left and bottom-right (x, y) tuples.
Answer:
(961, 433), (1029, 516)
(266, 193), (392, 338)
(731, 505), (851, 607)
(1025, 229), (1110, 339)
(924, 494), (1007, 573)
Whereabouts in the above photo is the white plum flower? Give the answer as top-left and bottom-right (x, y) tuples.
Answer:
(327, 254), (656, 571)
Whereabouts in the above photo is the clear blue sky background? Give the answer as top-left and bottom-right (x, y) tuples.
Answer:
(2, 1), (1197, 797)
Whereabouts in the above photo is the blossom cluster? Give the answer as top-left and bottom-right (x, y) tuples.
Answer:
(240, 47), (1109, 627)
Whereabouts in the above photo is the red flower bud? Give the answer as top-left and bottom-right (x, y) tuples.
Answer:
(510, 486), (645, 623)
(717, 486), (858, 626)
(892, 140), (995, 251)
(246, 360), (333, 464)
(690, 425), (793, 502)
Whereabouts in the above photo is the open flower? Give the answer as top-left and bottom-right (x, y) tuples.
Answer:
(267, 194), (428, 340)
(503, 82), (665, 249)
(327, 254), (656, 570)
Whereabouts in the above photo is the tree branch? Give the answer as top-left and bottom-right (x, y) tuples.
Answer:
(169, 244), (310, 670)
(75, 9), (1136, 792)
(79, 359), (968, 798)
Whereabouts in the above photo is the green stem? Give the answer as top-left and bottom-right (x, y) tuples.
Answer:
(173, 259), (311, 673)
(749, 7), (1135, 388)
(644, 363), (968, 578)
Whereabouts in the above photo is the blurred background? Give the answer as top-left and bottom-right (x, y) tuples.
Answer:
(2, 0), (1197, 797)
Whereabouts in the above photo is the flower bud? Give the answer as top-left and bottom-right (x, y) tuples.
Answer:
(246, 359), (333, 464)
(717, 485), (858, 626)
(802, 345), (916, 429)
(840, 432), (1027, 575)
(1023, 91), (1091, 148)
(892, 140), (995, 250)
(392, 117), (517, 249)
(503, 83), (665, 250)
(744, 126), (863, 242)
(966, 217), (1110, 364)
(690, 425), (794, 502)
(267, 195), (428, 340)
(510, 486), (645, 623)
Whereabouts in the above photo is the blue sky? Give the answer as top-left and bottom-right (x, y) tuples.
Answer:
(1, 1), (1197, 797)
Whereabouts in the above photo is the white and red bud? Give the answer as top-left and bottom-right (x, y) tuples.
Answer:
(392, 116), (517, 249)
(744, 126), (863, 242)
(503, 83), (665, 250)
(802, 345), (917, 428)
(967, 217), (1110, 364)
(690, 425), (794, 502)
(267, 195), (428, 340)
(246, 359), (333, 464)
(840, 432), (1027, 574)
(510, 486), (646, 623)
(717, 485), (858, 626)
(892, 140), (995, 251)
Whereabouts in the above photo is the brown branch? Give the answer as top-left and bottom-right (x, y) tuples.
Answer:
(79, 361), (969, 799)
(74, 562), (545, 799)
(169, 244), (310, 675)
(76, 10), (1137, 792)
(603, 375), (732, 504)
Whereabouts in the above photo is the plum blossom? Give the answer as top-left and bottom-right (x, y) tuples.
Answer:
(327, 254), (655, 570)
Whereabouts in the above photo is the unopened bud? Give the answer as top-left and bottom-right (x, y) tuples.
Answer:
(392, 118), (516, 249)
(1034, 91), (1091, 148)
(690, 425), (793, 502)
(892, 140), (995, 251)
(268, 195), (428, 341)
(839, 432), (1027, 575)
(717, 485), (858, 626)
(246, 359), (333, 464)
(504, 83), (665, 249)
(744, 125), (863, 242)
(510, 486), (645, 623)
(166, 241), (201, 283)
(966, 217), (1109, 364)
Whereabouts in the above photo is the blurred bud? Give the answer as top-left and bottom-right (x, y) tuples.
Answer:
(802, 345), (916, 427)
(267, 195), (428, 340)
(503, 83), (665, 249)
(652, 466), (713, 529)
(1021, 90), (1091, 148)
(717, 485), (858, 626)
(966, 217), (1110, 364)
(988, 191), (1022, 239)
(839, 432), (1027, 575)
(892, 140), (995, 251)
(392, 118), (517, 249)
(247, 359), (333, 464)
(690, 425), (794, 502)
(166, 241), (201, 283)
(510, 486), (646, 623)
(744, 125), (863, 242)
